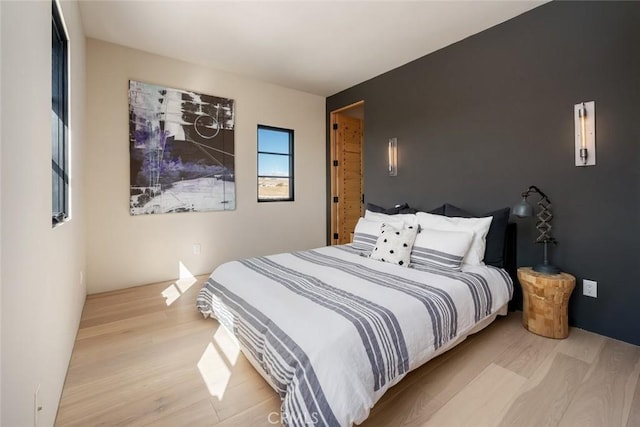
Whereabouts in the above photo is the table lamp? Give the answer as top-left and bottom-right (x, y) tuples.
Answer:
(512, 185), (560, 274)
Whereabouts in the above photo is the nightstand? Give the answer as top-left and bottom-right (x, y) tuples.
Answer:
(517, 267), (576, 339)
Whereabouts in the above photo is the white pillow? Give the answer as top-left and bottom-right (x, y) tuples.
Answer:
(411, 227), (474, 270)
(352, 217), (404, 255)
(416, 212), (492, 266)
(364, 210), (418, 227)
(370, 223), (418, 267)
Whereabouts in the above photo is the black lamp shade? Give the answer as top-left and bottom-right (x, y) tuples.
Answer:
(512, 198), (534, 218)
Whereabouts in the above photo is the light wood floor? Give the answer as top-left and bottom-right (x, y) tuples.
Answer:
(56, 275), (640, 426)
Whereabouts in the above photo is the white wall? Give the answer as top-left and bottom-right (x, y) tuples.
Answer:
(86, 39), (326, 293)
(0, 1), (86, 426)
(0, 1), (3, 422)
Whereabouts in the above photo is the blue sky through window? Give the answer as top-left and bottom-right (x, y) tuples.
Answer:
(258, 127), (291, 176)
(258, 154), (290, 176)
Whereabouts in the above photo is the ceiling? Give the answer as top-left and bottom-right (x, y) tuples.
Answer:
(79, 1), (547, 97)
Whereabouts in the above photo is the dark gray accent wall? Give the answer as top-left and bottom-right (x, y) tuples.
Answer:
(327, 1), (640, 345)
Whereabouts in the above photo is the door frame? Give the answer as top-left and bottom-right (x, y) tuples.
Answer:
(329, 100), (364, 245)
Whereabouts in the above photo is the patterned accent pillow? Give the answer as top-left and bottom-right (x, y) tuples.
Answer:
(370, 223), (418, 267)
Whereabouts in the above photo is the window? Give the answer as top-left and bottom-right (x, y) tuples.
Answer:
(257, 125), (294, 202)
(52, 0), (69, 226)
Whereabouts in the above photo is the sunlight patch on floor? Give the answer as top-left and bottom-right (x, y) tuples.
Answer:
(197, 327), (241, 399)
(213, 326), (240, 366)
(162, 284), (182, 306)
(161, 261), (198, 306)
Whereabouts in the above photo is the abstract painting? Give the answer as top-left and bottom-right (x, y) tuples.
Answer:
(129, 80), (235, 215)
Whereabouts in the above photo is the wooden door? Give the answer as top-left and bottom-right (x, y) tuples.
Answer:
(331, 112), (363, 245)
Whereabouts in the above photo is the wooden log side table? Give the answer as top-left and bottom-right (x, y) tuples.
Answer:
(517, 267), (576, 339)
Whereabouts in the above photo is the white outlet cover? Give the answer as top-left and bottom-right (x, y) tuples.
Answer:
(583, 279), (598, 298)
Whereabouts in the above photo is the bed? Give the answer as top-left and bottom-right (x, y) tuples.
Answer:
(196, 209), (515, 426)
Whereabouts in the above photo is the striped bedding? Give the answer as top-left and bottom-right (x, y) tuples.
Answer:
(196, 245), (513, 426)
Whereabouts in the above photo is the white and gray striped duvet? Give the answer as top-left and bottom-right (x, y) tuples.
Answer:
(196, 245), (513, 426)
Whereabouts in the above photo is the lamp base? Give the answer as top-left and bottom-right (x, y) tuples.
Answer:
(533, 263), (561, 275)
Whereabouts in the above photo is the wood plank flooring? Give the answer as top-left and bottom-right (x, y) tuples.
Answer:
(56, 275), (640, 426)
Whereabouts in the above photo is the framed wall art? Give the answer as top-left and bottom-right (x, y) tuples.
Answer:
(129, 80), (235, 215)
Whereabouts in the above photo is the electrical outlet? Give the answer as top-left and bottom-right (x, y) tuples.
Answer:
(80, 270), (84, 285)
(193, 244), (201, 255)
(34, 384), (42, 426)
(583, 279), (598, 298)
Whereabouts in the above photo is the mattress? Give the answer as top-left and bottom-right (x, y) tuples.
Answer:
(196, 245), (513, 426)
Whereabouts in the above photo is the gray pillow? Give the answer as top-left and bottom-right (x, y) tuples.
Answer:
(365, 202), (409, 214)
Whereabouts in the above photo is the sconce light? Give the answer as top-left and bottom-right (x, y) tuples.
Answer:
(512, 185), (560, 275)
(574, 101), (596, 166)
(388, 138), (398, 176)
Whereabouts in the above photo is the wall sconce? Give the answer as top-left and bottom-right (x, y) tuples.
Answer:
(512, 185), (560, 275)
(574, 101), (596, 166)
(388, 137), (398, 176)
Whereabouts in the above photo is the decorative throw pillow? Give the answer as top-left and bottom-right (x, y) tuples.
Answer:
(416, 212), (492, 266)
(443, 204), (510, 268)
(370, 223), (418, 267)
(411, 227), (475, 270)
(352, 217), (404, 255)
